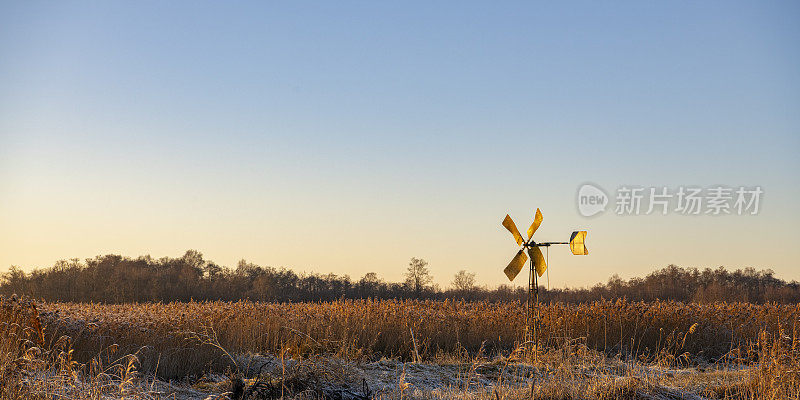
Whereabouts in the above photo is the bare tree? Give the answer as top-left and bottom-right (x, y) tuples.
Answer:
(405, 258), (432, 296)
(182, 250), (205, 270)
(360, 272), (380, 285)
(451, 270), (476, 292)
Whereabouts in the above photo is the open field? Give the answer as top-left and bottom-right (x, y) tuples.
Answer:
(2, 296), (799, 399)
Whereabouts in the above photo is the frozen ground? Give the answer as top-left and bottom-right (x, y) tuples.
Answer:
(65, 353), (746, 400)
(17, 347), (756, 399)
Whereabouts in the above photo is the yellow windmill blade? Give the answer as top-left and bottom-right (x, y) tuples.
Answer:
(527, 246), (547, 277)
(569, 231), (589, 255)
(503, 250), (528, 281)
(502, 215), (524, 246)
(527, 208), (543, 240)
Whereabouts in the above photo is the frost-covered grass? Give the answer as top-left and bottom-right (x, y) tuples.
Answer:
(11, 351), (797, 399)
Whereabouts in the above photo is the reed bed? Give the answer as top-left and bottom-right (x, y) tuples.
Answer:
(35, 299), (799, 378)
(3, 296), (800, 399)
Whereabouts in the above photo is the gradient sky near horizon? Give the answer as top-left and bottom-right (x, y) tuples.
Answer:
(1, 1), (799, 288)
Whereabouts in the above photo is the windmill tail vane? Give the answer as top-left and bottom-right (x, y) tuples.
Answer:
(501, 208), (589, 348)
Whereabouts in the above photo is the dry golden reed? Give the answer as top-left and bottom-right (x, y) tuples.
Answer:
(3, 296), (799, 399)
(35, 299), (799, 378)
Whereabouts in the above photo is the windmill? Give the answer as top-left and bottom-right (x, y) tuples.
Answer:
(501, 208), (588, 347)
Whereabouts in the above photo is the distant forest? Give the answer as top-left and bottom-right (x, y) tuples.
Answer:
(1, 250), (798, 304)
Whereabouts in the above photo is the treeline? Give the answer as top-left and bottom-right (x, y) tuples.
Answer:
(1, 250), (798, 304)
(544, 266), (800, 304)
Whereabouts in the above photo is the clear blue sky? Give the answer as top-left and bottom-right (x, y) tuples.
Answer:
(1, 1), (798, 287)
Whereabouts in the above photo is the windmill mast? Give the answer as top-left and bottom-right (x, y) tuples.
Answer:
(526, 256), (538, 345)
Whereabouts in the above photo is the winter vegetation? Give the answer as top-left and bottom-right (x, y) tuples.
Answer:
(2, 295), (799, 399)
(2, 252), (799, 399)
